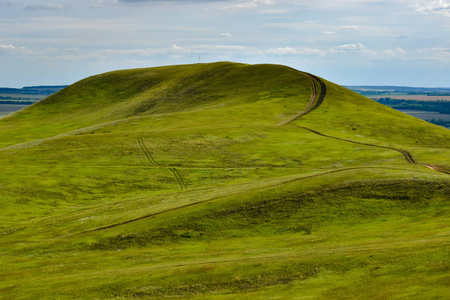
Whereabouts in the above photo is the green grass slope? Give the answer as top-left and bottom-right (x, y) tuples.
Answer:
(0, 62), (449, 299)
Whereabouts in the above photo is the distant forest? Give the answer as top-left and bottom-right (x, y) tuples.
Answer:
(375, 98), (450, 114)
(0, 86), (67, 95)
(355, 90), (450, 96)
(345, 86), (450, 95)
(0, 100), (35, 105)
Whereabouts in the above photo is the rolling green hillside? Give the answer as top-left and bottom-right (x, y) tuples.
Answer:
(0, 62), (449, 299)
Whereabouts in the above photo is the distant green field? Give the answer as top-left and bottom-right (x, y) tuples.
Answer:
(0, 63), (449, 299)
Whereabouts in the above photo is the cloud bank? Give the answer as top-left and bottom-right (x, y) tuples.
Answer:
(24, 3), (66, 11)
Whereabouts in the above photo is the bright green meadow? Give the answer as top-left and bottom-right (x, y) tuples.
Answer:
(0, 62), (449, 299)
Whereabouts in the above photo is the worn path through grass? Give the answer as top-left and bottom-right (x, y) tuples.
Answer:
(278, 72), (326, 125)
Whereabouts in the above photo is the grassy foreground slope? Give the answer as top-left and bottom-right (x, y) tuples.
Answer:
(0, 62), (449, 299)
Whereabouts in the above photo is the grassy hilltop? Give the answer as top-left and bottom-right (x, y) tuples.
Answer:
(0, 62), (449, 299)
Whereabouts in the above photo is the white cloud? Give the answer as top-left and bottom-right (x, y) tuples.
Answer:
(24, 3), (66, 11)
(95, 44), (257, 58)
(419, 47), (450, 61)
(267, 46), (326, 56)
(116, 0), (272, 9)
(124, 59), (154, 65)
(415, 0), (450, 17)
(220, 33), (233, 37)
(435, 50), (450, 60)
(97, 45), (197, 56)
(0, 0), (18, 6)
(257, 8), (289, 14)
(342, 25), (359, 30)
(378, 47), (406, 60)
(195, 44), (259, 55)
(264, 22), (362, 35)
(63, 47), (80, 52)
(90, 0), (119, 5)
(89, 0), (119, 7)
(118, 0), (221, 3)
(98, 48), (158, 56)
(223, 0), (273, 9)
(171, 44), (197, 53)
(330, 43), (369, 53)
(0, 44), (31, 54)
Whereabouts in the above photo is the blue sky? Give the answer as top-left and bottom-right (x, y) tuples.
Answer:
(0, 0), (449, 87)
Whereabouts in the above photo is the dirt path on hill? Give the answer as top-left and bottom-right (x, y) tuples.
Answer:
(279, 70), (450, 173)
(138, 137), (186, 190)
(296, 126), (450, 173)
(278, 72), (326, 125)
(423, 164), (450, 174)
(296, 126), (416, 164)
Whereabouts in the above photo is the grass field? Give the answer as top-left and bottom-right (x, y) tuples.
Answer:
(0, 62), (449, 299)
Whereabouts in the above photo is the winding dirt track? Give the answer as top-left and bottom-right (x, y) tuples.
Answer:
(279, 71), (419, 165)
(279, 71), (450, 174)
(278, 72), (326, 126)
(296, 126), (416, 164)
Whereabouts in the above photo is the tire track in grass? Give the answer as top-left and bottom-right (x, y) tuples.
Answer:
(308, 73), (327, 112)
(137, 137), (158, 166)
(296, 126), (417, 165)
(169, 167), (187, 190)
(302, 127), (447, 173)
(137, 137), (187, 190)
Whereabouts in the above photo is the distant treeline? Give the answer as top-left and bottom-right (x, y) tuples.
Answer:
(375, 98), (450, 114)
(0, 85), (67, 95)
(352, 90), (450, 96)
(425, 92), (450, 96)
(346, 86), (450, 94)
(0, 96), (39, 101)
(0, 100), (35, 105)
(354, 90), (389, 96)
(427, 118), (450, 127)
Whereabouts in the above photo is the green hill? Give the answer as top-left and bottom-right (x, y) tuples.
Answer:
(0, 62), (449, 299)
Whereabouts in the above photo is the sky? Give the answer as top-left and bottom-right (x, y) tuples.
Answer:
(0, 0), (449, 88)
